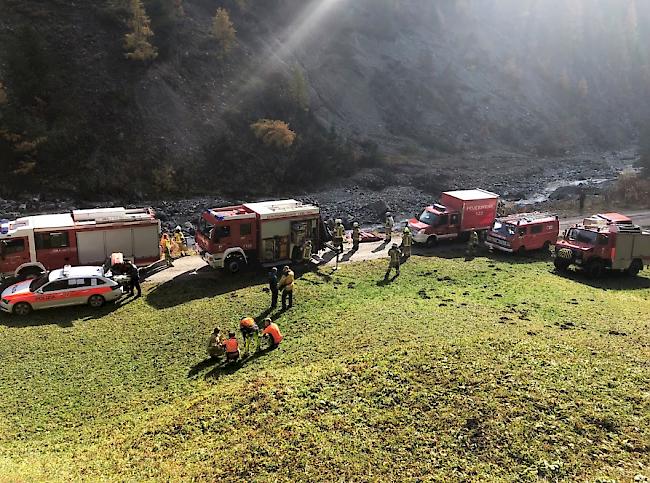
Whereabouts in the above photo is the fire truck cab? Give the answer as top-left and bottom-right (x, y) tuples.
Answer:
(0, 208), (160, 280)
(485, 212), (559, 254)
(196, 199), (322, 273)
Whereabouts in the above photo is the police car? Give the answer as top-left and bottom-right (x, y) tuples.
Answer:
(0, 266), (122, 316)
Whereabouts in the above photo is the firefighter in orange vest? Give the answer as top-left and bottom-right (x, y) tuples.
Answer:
(261, 317), (283, 349)
(240, 316), (260, 355)
(224, 332), (239, 362)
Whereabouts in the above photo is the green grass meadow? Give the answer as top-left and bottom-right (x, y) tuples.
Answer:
(1, 250), (649, 481)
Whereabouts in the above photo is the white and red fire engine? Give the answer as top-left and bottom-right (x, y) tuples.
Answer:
(196, 199), (323, 273)
(0, 207), (161, 279)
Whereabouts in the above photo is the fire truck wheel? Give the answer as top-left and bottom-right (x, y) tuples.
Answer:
(425, 236), (438, 248)
(17, 266), (44, 280)
(586, 259), (605, 278)
(627, 259), (642, 277)
(516, 246), (527, 256)
(88, 294), (105, 308)
(543, 241), (551, 252)
(225, 255), (244, 274)
(13, 302), (32, 316)
(554, 258), (570, 272)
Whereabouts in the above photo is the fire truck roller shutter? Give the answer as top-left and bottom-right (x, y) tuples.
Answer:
(260, 220), (292, 239)
(133, 225), (160, 260)
(104, 229), (135, 260)
(76, 231), (106, 265)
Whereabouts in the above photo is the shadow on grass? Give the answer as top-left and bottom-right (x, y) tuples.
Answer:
(145, 266), (316, 310)
(0, 297), (127, 328)
(552, 267), (650, 290)
(198, 346), (277, 380)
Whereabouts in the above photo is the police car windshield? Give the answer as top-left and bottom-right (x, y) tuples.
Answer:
(567, 228), (598, 244)
(492, 221), (516, 238)
(419, 210), (438, 226)
(29, 273), (50, 292)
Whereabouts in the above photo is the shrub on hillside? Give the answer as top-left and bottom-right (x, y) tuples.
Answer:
(250, 119), (296, 148)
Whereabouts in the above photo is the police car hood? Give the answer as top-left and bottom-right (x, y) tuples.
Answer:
(2, 280), (33, 298)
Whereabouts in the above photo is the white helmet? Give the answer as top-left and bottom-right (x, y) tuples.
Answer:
(353, 222), (359, 228)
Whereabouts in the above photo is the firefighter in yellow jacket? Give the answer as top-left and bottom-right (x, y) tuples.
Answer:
(333, 219), (345, 252)
(278, 266), (295, 310)
(401, 226), (412, 258)
(385, 243), (401, 279)
(352, 222), (360, 251)
(174, 226), (187, 257)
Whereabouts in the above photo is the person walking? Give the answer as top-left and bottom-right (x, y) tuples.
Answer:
(401, 226), (412, 258)
(385, 243), (401, 279)
(127, 260), (141, 298)
(161, 233), (174, 267)
(384, 211), (394, 241)
(268, 267), (279, 309)
(352, 222), (360, 251)
(278, 265), (295, 310)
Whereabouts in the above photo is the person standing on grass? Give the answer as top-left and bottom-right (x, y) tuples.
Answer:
(268, 267), (279, 309)
(128, 260), (141, 298)
(352, 222), (360, 251)
(261, 317), (283, 350)
(240, 317), (260, 356)
(278, 265), (295, 310)
(385, 243), (400, 279)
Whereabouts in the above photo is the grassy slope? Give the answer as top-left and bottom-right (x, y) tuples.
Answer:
(0, 251), (648, 481)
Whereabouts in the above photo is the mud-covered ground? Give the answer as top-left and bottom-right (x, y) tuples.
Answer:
(0, 149), (639, 231)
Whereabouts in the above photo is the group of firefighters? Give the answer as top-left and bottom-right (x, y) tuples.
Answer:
(207, 316), (284, 363)
(159, 227), (189, 267)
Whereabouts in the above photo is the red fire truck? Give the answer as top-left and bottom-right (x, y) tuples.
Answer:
(408, 189), (500, 246)
(195, 199), (323, 273)
(485, 212), (559, 254)
(0, 208), (161, 279)
(553, 213), (650, 277)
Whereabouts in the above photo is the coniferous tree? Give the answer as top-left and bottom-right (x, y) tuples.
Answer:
(124, 0), (158, 61)
(211, 8), (236, 57)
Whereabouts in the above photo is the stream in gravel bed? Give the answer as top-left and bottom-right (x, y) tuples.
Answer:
(0, 150), (639, 231)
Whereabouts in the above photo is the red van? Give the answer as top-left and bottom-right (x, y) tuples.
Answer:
(485, 212), (559, 254)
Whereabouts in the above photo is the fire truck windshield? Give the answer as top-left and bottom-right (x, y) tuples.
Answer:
(29, 273), (50, 292)
(566, 228), (599, 245)
(419, 210), (439, 226)
(492, 221), (516, 238)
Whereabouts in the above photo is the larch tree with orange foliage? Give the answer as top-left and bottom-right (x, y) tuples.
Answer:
(124, 0), (158, 61)
(250, 119), (296, 149)
(211, 8), (236, 57)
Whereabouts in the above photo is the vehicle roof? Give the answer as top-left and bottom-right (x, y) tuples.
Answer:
(244, 199), (320, 218)
(498, 212), (558, 225)
(597, 212), (632, 223)
(1, 207), (156, 237)
(49, 266), (105, 281)
(206, 206), (257, 222)
(443, 189), (500, 201)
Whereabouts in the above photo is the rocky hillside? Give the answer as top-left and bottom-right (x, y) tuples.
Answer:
(1, 0), (649, 199)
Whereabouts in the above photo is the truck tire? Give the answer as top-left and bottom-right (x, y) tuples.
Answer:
(225, 255), (245, 274)
(586, 259), (605, 278)
(516, 246), (527, 256)
(13, 302), (32, 316)
(17, 266), (44, 280)
(425, 236), (438, 248)
(554, 258), (570, 272)
(627, 259), (643, 277)
(543, 241), (551, 252)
